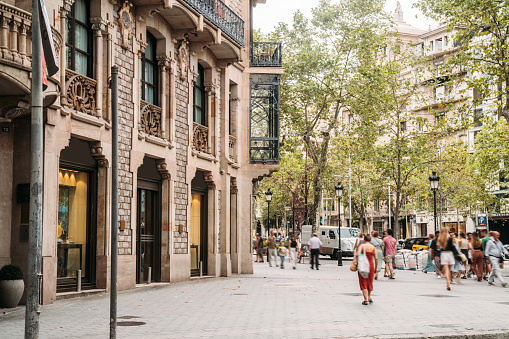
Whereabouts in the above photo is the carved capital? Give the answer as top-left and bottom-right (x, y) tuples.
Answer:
(231, 177), (238, 195)
(62, 0), (75, 12)
(136, 39), (148, 55)
(156, 159), (170, 180)
(90, 17), (108, 32)
(204, 171), (216, 190)
(90, 142), (108, 167)
(157, 55), (171, 70)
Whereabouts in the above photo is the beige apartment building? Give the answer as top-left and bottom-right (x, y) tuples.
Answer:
(0, 0), (282, 304)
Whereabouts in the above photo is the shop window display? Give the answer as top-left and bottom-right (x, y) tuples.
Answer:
(57, 169), (89, 279)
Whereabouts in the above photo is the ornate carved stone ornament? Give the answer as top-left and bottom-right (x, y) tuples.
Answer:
(118, 1), (134, 49)
(230, 177), (238, 195)
(177, 38), (189, 80)
(204, 171), (216, 190)
(64, 69), (97, 115)
(139, 101), (162, 137)
(192, 122), (209, 153)
(90, 142), (108, 167)
(156, 159), (170, 180)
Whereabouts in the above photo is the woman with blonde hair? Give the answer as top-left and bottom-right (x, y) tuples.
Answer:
(354, 232), (364, 253)
(438, 228), (460, 290)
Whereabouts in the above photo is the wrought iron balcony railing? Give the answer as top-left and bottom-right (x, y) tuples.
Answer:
(182, 0), (244, 46)
(250, 42), (282, 67)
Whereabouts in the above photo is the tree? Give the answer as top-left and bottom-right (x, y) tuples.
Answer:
(415, 0), (509, 124)
(273, 0), (389, 234)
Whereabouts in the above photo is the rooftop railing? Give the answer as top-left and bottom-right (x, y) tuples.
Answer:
(182, 0), (244, 46)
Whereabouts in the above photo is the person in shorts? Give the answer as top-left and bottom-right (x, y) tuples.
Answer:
(383, 229), (397, 279)
(255, 234), (264, 262)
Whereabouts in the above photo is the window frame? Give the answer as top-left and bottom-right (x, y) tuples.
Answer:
(141, 32), (159, 105)
(193, 63), (207, 126)
(65, 0), (93, 78)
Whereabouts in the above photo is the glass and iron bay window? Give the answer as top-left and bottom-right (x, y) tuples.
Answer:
(249, 74), (280, 164)
(141, 32), (158, 105)
(66, 0), (92, 77)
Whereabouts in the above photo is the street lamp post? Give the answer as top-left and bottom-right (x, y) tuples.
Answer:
(265, 190), (273, 237)
(335, 182), (344, 266)
(429, 172), (440, 232)
(285, 205), (291, 236)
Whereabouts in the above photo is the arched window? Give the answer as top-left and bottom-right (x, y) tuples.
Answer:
(193, 64), (206, 126)
(65, 0), (92, 77)
(141, 32), (158, 105)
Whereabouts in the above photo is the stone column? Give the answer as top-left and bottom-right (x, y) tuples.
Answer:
(91, 18), (107, 119)
(157, 56), (170, 139)
(59, 7), (68, 107)
(230, 178), (240, 274)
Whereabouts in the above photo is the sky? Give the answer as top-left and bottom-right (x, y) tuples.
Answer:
(253, 0), (437, 33)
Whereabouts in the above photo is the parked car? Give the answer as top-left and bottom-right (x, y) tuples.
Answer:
(301, 225), (361, 258)
(402, 237), (429, 251)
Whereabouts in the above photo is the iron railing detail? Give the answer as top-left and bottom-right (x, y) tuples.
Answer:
(249, 74), (280, 164)
(182, 0), (244, 46)
(250, 42), (282, 67)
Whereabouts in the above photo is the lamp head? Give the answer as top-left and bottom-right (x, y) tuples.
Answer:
(265, 189), (273, 202)
(335, 182), (343, 197)
(429, 171), (440, 191)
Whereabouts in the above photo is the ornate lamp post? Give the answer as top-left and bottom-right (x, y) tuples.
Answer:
(429, 172), (440, 232)
(335, 182), (344, 266)
(265, 189), (273, 237)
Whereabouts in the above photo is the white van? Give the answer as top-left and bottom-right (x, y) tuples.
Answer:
(301, 225), (361, 258)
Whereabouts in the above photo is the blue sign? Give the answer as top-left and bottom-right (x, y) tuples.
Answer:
(477, 215), (487, 227)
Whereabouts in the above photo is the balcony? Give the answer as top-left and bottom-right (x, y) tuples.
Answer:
(182, 0), (244, 46)
(228, 135), (236, 163)
(139, 100), (163, 138)
(192, 122), (210, 154)
(250, 42), (282, 67)
(63, 69), (98, 116)
(0, 2), (32, 69)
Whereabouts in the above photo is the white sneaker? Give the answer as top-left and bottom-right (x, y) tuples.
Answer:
(437, 276), (441, 279)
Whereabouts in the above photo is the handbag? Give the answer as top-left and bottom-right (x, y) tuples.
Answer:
(358, 246), (371, 278)
(350, 258), (358, 272)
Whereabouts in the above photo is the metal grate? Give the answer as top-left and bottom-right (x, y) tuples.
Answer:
(117, 321), (146, 326)
(250, 42), (282, 67)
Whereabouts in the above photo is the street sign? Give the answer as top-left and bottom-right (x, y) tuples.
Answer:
(477, 214), (487, 228)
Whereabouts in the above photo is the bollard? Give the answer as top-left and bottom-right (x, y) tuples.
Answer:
(76, 270), (81, 292)
(147, 267), (151, 284)
(199, 261), (203, 277)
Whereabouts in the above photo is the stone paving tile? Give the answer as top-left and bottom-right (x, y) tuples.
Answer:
(1, 257), (509, 338)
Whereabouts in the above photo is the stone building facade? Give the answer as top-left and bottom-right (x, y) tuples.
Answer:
(0, 0), (282, 304)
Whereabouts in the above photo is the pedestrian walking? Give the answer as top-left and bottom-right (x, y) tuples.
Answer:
(289, 235), (298, 269)
(356, 234), (378, 305)
(423, 233), (436, 273)
(438, 228), (460, 291)
(371, 231), (384, 280)
(451, 232), (465, 284)
(471, 232), (484, 281)
(255, 234), (264, 262)
(383, 229), (397, 279)
(267, 230), (278, 267)
(308, 233), (322, 270)
(354, 232), (364, 253)
(458, 232), (470, 279)
(429, 230), (442, 278)
(485, 231), (508, 287)
(481, 229), (492, 280)
(278, 242), (287, 269)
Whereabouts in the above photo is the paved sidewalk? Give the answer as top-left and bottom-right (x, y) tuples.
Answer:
(1, 257), (509, 338)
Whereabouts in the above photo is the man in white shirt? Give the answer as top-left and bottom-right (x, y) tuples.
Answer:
(485, 231), (509, 287)
(308, 233), (323, 270)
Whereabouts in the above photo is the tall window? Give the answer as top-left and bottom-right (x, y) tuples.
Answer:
(194, 64), (206, 126)
(141, 32), (158, 105)
(66, 0), (92, 77)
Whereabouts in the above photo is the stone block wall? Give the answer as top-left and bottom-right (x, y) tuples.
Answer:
(114, 10), (135, 255)
(173, 51), (189, 254)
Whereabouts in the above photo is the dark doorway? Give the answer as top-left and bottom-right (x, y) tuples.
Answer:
(191, 171), (208, 277)
(136, 157), (161, 284)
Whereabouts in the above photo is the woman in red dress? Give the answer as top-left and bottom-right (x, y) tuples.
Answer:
(356, 235), (378, 305)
